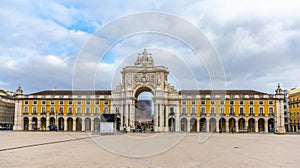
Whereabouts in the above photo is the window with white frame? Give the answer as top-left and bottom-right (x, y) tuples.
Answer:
(201, 107), (205, 115)
(192, 107), (196, 115)
(182, 107), (186, 115)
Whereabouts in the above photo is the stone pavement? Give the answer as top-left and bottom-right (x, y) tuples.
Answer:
(0, 131), (299, 168)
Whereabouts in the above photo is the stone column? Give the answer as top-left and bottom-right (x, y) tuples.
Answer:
(82, 118), (85, 131)
(216, 120), (219, 133)
(264, 120), (268, 133)
(225, 120), (229, 133)
(38, 117), (42, 131)
(46, 116), (50, 131)
(206, 119), (210, 132)
(73, 118), (76, 131)
(28, 117), (32, 131)
(255, 119), (258, 133)
(165, 105), (169, 132)
(235, 120), (239, 133)
(175, 105), (180, 132)
(154, 103), (158, 131)
(64, 118), (67, 131)
(187, 118), (190, 132)
(245, 120), (249, 131)
(197, 118), (200, 132)
(131, 102), (135, 128)
(91, 118), (94, 132)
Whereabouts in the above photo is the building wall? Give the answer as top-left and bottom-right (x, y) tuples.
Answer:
(288, 88), (300, 131)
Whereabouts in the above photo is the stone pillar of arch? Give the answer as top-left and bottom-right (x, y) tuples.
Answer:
(235, 120), (239, 133)
(216, 119), (219, 133)
(72, 119), (76, 131)
(38, 117), (41, 130)
(175, 105), (180, 132)
(187, 117), (190, 132)
(164, 105), (169, 131)
(206, 119), (210, 132)
(64, 118), (67, 131)
(264, 119), (268, 133)
(255, 119), (259, 133)
(225, 120), (229, 133)
(81, 118), (85, 131)
(196, 118), (200, 132)
(46, 116), (50, 131)
(159, 104), (163, 132)
(28, 117), (32, 131)
(245, 120), (249, 131)
(91, 118), (94, 132)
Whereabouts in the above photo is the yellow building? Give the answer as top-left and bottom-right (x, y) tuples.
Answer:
(13, 51), (286, 133)
(288, 88), (300, 132)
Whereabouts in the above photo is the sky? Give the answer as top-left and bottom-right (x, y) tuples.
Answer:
(0, 0), (300, 94)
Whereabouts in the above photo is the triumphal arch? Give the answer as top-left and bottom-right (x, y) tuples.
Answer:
(111, 49), (180, 132)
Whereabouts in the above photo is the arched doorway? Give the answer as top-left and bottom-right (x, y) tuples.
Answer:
(23, 117), (29, 131)
(168, 118), (175, 132)
(248, 118), (255, 132)
(238, 118), (245, 130)
(181, 118), (188, 132)
(209, 118), (216, 132)
(219, 118), (226, 133)
(58, 117), (64, 130)
(85, 118), (91, 131)
(116, 117), (121, 131)
(67, 117), (73, 131)
(258, 118), (265, 132)
(32, 117), (38, 131)
(94, 118), (100, 132)
(49, 117), (55, 126)
(199, 118), (206, 132)
(134, 89), (154, 132)
(190, 118), (197, 132)
(229, 118), (235, 132)
(41, 117), (46, 131)
(76, 118), (82, 131)
(268, 118), (274, 132)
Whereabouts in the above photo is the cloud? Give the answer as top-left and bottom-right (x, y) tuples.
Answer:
(1, 0), (300, 94)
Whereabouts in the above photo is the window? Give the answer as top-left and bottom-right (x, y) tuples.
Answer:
(68, 107), (72, 114)
(50, 107), (54, 114)
(192, 100), (195, 105)
(104, 107), (108, 114)
(230, 101), (234, 105)
(269, 107), (274, 115)
(96, 100), (99, 105)
(77, 101), (81, 105)
(250, 101), (253, 105)
(191, 107), (196, 115)
(59, 106), (63, 114)
(260, 107), (264, 115)
(86, 107), (90, 115)
(240, 107), (244, 115)
(240, 101), (243, 105)
(259, 101), (263, 105)
(95, 107), (99, 114)
(41, 107), (46, 114)
(269, 101), (273, 105)
(51, 100), (55, 105)
(60, 100), (64, 105)
(250, 107), (254, 115)
(24, 106), (28, 114)
(68, 101), (72, 105)
(182, 107), (186, 115)
(77, 107), (81, 114)
(211, 101), (215, 105)
(24, 101), (28, 105)
(104, 100), (108, 105)
(201, 107), (205, 115)
(210, 106), (215, 114)
(220, 107), (224, 115)
(220, 101), (224, 105)
(230, 106), (234, 115)
(86, 101), (90, 105)
(182, 100), (186, 105)
(201, 101), (205, 105)
(42, 101), (46, 105)
(33, 100), (37, 105)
